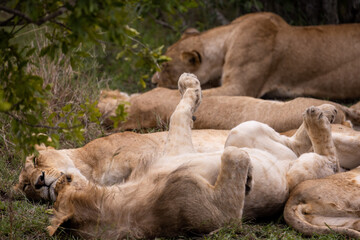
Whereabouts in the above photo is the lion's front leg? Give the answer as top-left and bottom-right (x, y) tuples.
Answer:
(287, 106), (339, 190)
(162, 73), (202, 157)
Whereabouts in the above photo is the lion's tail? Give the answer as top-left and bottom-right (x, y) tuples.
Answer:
(284, 197), (360, 238)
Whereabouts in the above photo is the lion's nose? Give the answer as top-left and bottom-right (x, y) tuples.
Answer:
(35, 171), (45, 189)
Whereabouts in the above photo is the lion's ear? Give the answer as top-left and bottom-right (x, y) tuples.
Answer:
(25, 155), (36, 168)
(181, 28), (200, 39)
(181, 50), (202, 66)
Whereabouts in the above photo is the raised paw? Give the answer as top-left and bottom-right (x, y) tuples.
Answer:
(53, 174), (72, 198)
(178, 73), (202, 113)
(303, 106), (332, 141)
(178, 73), (201, 96)
(303, 106), (330, 127)
(316, 104), (338, 123)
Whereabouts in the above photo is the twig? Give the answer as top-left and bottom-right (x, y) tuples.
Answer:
(126, 35), (161, 70)
(0, 14), (15, 26)
(50, 19), (72, 31)
(0, 5), (67, 26)
(13, 23), (28, 35)
(0, 5), (33, 23)
(153, 18), (177, 32)
(37, 7), (67, 25)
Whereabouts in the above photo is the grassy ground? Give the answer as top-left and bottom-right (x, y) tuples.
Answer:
(0, 14), (355, 240)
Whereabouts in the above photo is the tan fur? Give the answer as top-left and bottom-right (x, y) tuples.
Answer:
(284, 167), (360, 238)
(151, 12), (360, 100)
(97, 87), (360, 132)
(351, 101), (360, 110)
(14, 129), (230, 201)
(15, 122), (360, 203)
(15, 74), (358, 238)
(47, 73), (251, 238)
(47, 99), (341, 237)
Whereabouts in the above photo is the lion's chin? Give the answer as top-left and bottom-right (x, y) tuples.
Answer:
(49, 185), (57, 202)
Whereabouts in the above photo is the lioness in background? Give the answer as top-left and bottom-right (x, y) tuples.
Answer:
(98, 88), (360, 132)
(151, 12), (360, 100)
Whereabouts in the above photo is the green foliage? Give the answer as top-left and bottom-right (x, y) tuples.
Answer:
(109, 102), (129, 129)
(0, 0), (197, 155)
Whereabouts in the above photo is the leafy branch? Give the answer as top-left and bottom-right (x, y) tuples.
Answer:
(0, 5), (68, 26)
(0, 0), (197, 155)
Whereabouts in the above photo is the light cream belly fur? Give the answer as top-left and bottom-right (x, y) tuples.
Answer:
(242, 148), (291, 218)
(153, 147), (293, 219)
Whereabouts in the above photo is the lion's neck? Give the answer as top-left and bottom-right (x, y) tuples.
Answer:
(202, 25), (231, 57)
(198, 25), (233, 83)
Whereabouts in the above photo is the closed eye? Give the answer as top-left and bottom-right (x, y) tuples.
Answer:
(33, 156), (37, 167)
(23, 183), (30, 191)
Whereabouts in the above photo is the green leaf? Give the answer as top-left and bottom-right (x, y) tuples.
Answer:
(62, 104), (72, 112)
(0, 100), (11, 112)
(124, 25), (140, 36)
(39, 46), (51, 57)
(26, 47), (36, 57)
(0, 201), (6, 211)
(139, 78), (146, 88)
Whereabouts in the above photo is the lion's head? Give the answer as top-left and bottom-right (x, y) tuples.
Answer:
(14, 154), (66, 202)
(151, 28), (206, 89)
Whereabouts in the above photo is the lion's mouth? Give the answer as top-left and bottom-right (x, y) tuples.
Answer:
(44, 173), (64, 202)
(48, 179), (57, 202)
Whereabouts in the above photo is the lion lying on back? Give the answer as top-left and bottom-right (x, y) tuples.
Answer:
(151, 12), (360, 100)
(98, 88), (360, 132)
(15, 129), (228, 201)
(15, 74), (360, 238)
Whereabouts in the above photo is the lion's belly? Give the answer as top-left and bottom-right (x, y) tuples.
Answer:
(243, 148), (291, 219)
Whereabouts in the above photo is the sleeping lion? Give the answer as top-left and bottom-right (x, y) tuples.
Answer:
(98, 87), (360, 132)
(151, 12), (360, 100)
(16, 73), (346, 238)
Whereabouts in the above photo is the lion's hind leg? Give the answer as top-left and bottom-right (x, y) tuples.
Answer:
(162, 73), (202, 157)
